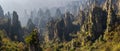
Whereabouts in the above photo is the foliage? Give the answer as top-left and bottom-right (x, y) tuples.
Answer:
(25, 29), (42, 51)
(0, 30), (25, 51)
(0, 0), (120, 51)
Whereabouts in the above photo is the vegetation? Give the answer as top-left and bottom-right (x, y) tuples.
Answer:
(0, 0), (120, 51)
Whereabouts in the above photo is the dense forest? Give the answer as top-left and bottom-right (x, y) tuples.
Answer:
(0, 0), (120, 51)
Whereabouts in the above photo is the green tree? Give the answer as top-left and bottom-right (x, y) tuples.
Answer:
(25, 29), (42, 51)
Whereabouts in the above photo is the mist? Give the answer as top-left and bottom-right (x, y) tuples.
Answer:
(0, 0), (73, 26)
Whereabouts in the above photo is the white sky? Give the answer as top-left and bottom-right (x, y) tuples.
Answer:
(0, 0), (72, 26)
(0, 0), (71, 13)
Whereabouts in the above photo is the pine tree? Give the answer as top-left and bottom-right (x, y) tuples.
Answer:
(25, 29), (42, 51)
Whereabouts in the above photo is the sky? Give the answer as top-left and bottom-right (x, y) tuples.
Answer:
(0, 0), (72, 26)
(0, 0), (71, 13)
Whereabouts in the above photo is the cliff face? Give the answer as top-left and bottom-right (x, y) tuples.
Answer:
(117, 0), (120, 15)
(78, 0), (120, 41)
(73, 1), (120, 48)
(91, 7), (107, 40)
(45, 0), (120, 43)
(46, 12), (80, 42)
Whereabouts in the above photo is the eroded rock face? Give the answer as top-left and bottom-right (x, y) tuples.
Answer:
(103, 0), (117, 33)
(63, 12), (74, 41)
(77, 11), (86, 27)
(91, 7), (107, 40)
(116, 0), (120, 15)
(80, 0), (118, 41)
(78, 6), (108, 41)
(46, 18), (56, 40)
(0, 5), (4, 17)
(46, 12), (80, 42)
(118, 0), (120, 9)
(54, 19), (65, 41)
(46, 0), (119, 42)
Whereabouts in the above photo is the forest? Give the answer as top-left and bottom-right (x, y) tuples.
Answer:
(0, 0), (120, 51)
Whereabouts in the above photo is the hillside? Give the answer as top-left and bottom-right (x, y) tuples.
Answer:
(0, 0), (120, 51)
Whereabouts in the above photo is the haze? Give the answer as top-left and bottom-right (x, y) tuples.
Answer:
(0, 0), (72, 26)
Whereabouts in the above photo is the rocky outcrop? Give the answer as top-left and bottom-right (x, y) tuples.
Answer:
(45, 0), (120, 43)
(46, 18), (56, 40)
(79, 6), (107, 41)
(46, 12), (80, 42)
(0, 5), (4, 17)
(80, 0), (119, 42)
(91, 7), (107, 40)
